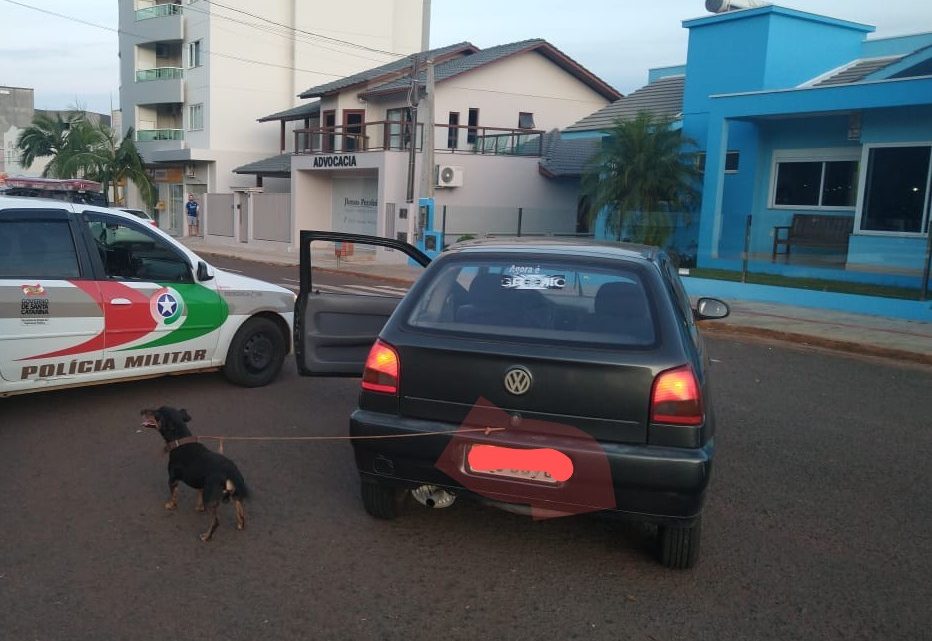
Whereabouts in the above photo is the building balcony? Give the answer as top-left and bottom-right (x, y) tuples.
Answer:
(132, 3), (183, 43)
(135, 128), (185, 158)
(135, 3), (181, 21)
(131, 68), (184, 103)
(293, 121), (544, 157)
(136, 67), (183, 81)
(137, 128), (184, 142)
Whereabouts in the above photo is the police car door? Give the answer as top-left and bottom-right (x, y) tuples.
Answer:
(0, 206), (104, 388)
(80, 211), (222, 374)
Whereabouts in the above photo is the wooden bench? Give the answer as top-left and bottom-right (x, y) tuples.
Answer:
(772, 214), (854, 262)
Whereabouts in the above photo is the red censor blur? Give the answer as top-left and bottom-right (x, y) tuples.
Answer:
(435, 398), (615, 520)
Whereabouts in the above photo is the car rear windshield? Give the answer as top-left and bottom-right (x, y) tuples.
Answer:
(405, 256), (657, 347)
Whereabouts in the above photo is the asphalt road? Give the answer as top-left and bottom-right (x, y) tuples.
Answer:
(1, 257), (930, 641)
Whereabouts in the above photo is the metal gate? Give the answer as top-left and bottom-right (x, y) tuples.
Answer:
(205, 193), (235, 237)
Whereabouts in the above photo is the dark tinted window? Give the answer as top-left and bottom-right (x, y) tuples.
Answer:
(0, 218), (80, 278)
(83, 214), (192, 282)
(406, 257), (656, 346)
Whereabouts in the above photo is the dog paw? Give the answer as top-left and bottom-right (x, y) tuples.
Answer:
(236, 523), (245, 530)
(199, 532), (212, 542)
(164, 501), (177, 511)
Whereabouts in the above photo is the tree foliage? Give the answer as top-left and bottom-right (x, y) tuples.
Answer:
(582, 112), (700, 246)
(16, 112), (155, 207)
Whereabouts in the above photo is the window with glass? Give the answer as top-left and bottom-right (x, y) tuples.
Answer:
(467, 108), (479, 145)
(187, 40), (202, 68)
(0, 217), (80, 279)
(188, 103), (203, 131)
(386, 107), (411, 151)
(695, 151), (740, 174)
(83, 214), (192, 282)
(773, 157), (859, 208)
(859, 145), (931, 234)
(405, 258), (657, 347)
(447, 112), (460, 149)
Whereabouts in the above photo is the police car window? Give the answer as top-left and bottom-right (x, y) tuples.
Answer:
(84, 215), (192, 283)
(0, 219), (80, 279)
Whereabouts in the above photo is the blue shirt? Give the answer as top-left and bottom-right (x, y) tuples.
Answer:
(185, 200), (199, 217)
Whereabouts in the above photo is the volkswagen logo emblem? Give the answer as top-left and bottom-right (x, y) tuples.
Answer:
(503, 367), (532, 396)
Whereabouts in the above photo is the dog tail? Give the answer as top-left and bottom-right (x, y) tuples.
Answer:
(225, 469), (249, 501)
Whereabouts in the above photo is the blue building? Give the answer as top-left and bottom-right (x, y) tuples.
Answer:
(550, 4), (932, 288)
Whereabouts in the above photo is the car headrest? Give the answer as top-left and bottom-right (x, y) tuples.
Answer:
(594, 281), (647, 317)
(468, 272), (507, 304)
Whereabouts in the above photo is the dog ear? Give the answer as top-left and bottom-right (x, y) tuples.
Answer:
(181, 409), (191, 422)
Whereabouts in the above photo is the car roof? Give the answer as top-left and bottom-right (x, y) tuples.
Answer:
(0, 194), (142, 224)
(444, 236), (659, 262)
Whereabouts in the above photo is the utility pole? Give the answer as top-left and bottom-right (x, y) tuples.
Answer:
(418, 58), (435, 201)
(405, 54), (420, 203)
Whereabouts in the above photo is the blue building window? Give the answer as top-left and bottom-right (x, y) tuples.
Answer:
(772, 156), (858, 209)
(859, 145), (931, 234)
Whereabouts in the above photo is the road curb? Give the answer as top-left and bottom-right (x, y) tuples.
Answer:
(700, 322), (932, 366)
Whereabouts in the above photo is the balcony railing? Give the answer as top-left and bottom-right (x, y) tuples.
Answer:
(135, 67), (184, 82)
(136, 129), (184, 142)
(293, 121), (544, 156)
(135, 3), (182, 20)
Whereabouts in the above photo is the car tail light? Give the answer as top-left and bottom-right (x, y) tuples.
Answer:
(650, 365), (703, 426)
(362, 340), (399, 395)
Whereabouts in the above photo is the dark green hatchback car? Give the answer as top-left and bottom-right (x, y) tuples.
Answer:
(296, 232), (730, 569)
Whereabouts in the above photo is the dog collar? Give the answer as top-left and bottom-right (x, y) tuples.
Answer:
(165, 436), (199, 452)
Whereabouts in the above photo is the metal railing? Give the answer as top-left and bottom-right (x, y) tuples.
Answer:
(135, 67), (184, 82)
(293, 120), (544, 157)
(135, 3), (182, 20)
(136, 128), (184, 142)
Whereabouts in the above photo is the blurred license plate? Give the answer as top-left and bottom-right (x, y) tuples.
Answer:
(465, 444), (572, 484)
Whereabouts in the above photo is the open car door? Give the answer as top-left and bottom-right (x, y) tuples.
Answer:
(295, 230), (430, 376)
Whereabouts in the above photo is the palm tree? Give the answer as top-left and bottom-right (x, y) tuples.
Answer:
(16, 113), (155, 207)
(15, 111), (80, 177)
(582, 112), (700, 247)
(57, 120), (156, 207)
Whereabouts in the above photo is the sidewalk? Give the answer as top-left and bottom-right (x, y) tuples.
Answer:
(183, 237), (932, 367)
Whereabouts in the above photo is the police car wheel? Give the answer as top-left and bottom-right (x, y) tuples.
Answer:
(223, 317), (285, 387)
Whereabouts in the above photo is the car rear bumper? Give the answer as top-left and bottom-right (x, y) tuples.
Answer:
(350, 409), (714, 525)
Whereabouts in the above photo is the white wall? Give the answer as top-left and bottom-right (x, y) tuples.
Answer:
(433, 50), (610, 139)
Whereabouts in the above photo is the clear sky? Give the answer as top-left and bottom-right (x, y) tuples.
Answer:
(1, 0), (931, 115)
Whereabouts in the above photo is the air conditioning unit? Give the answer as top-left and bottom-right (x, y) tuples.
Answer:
(435, 165), (464, 188)
(185, 163), (197, 178)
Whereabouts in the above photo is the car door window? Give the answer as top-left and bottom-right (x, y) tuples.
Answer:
(0, 217), (81, 279)
(84, 214), (192, 283)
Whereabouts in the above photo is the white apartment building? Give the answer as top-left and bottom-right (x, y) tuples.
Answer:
(223, 39), (620, 260)
(118, 0), (424, 235)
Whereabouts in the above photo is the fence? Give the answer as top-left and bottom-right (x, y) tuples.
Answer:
(719, 213), (932, 300)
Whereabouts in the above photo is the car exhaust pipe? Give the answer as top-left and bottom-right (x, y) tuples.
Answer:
(411, 484), (455, 509)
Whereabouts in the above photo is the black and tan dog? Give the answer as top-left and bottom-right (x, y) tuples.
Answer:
(141, 406), (249, 542)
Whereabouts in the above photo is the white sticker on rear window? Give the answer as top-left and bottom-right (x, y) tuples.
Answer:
(501, 274), (566, 290)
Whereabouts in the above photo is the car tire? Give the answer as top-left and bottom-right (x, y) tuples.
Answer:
(658, 517), (701, 569)
(360, 480), (404, 520)
(223, 317), (285, 387)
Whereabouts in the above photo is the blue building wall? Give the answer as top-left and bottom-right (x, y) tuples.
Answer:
(683, 7), (931, 289)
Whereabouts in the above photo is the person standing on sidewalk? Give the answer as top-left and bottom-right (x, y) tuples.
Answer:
(186, 193), (200, 237)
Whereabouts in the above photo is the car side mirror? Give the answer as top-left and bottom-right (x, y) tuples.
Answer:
(695, 297), (729, 320)
(196, 260), (214, 282)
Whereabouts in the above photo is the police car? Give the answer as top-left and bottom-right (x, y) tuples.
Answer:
(0, 196), (295, 396)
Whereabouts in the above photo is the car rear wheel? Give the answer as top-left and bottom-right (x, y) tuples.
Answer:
(360, 480), (405, 520)
(223, 317), (285, 387)
(658, 517), (701, 569)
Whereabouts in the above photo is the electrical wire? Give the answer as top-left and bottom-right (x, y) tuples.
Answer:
(0, 0), (408, 81)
